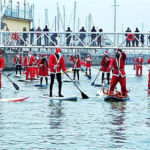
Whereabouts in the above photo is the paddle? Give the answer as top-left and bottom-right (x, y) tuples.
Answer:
(91, 69), (101, 86)
(2, 72), (19, 90)
(7, 72), (14, 77)
(80, 67), (91, 80)
(64, 71), (89, 99)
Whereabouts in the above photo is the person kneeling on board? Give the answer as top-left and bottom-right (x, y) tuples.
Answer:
(69, 54), (81, 81)
(49, 48), (67, 97)
(0, 50), (4, 89)
(136, 54), (144, 76)
(13, 52), (22, 76)
(108, 49), (127, 97)
(83, 54), (92, 76)
(23, 51), (35, 80)
(38, 54), (48, 85)
(100, 50), (111, 85)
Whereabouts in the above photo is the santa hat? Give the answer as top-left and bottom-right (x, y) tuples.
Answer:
(56, 47), (62, 54)
(42, 54), (47, 58)
(116, 49), (122, 53)
(0, 50), (2, 55)
(104, 50), (108, 55)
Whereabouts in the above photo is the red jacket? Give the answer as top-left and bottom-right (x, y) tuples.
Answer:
(136, 57), (144, 66)
(84, 57), (92, 68)
(0, 57), (5, 69)
(23, 55), (35, 67)
(69, 57), (81, 69)
(100, 56), (111, 72)
(111, 52), (126, 77)
(14, 56), (22, 65)
(49, 54), (66, 73)
(147, 58), (150, 64)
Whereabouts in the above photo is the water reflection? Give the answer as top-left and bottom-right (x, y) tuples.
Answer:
(48, 101), (63, 129)
(108, 102), (127, 148)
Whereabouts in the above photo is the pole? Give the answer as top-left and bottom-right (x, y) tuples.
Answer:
(63, 5), (65, 31)
(55, 16), (56, 31)
(57, 2), (60, 32)
(78, 17), (80, 32)
(73, 1), (77, 32)
(0, 0), (2, 30)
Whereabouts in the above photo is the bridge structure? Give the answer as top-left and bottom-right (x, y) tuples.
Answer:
(0, 31), (150, 53)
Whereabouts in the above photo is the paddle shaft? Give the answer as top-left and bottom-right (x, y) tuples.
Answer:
(2, 72), (14, 83)
(92, 69), (101, 84)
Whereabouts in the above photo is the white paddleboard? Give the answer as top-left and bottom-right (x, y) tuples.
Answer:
(41, 94), (77, 101)
(63, 79), (80, 84)
(0, 97), (29, 102)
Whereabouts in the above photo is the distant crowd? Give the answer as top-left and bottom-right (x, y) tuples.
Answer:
(18, 26), (150, 47)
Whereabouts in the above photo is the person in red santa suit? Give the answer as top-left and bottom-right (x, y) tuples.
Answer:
(147, 58), (150, 89)
(136, 54), (144, 76)
(0, 50), (5, 89)
(133, 56), (137, 70)
(83, 54), (92, 76)
(33, 54), (40, 78)
(100, 50), (111, 84)
(23, 51), (35, 80)
(38, 54), (48, 85)
(49, 48), (67, 97)
(69, 54), (81, 81)
(109, 49), (127, 97)
(13, 52), (22, 75)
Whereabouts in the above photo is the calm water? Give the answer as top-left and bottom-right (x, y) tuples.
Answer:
(0, 65), (150, 150)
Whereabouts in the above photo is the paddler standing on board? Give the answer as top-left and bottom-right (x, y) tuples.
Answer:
(69, 54), (81, 81)
(100, 50), (111, 85)
(136, 54), (144, 76)
(13, 52), (22, 76)
(38, 54), (48, 85)
(23, 51), (35, 80)
(33, 54), (40, 79)
(0, 50), (5, 89)
(49, 48), (67, 97)
(83, 54), (92, 76)
(147, 58), (150, 89)
(108, 49), (127, 97)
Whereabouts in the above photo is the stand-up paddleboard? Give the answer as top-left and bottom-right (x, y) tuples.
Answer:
(34, 84), (48, 88)
(0, 97), (29, 102)
(41, 94), (77, 101)
(18, 79), (39, 82)
(102, 88), (129, 101)
(94, 83), (109, 88)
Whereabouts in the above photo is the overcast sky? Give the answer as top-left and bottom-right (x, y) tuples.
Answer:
(13, 0), (150, 32)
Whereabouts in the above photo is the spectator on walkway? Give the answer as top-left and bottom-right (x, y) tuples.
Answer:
(66, 27), (72, 46)
(50, 33), (58, 46)
(97, 28), (103, 47)
(133, 28), (140, 47)
(30, 27), (34, 45)
(125, 27), (131, 47)
(23, 27), (28, 46)
(36, 27), (42, 46)
(43, 25), (49, 46)
(91, 26), (97, 46)
(148, 32), (150, 47)
(79, 27), (86, 46)
(140, 34), (144, 47)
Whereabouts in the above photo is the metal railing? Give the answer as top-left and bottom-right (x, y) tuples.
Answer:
(0, 31), (150, 49)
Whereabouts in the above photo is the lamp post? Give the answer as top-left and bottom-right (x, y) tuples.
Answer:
(10, 0), (12, 17)
(17, 1), (19, 18)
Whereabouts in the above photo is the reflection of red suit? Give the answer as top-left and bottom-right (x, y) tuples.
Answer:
(23, 56), (35, 80)
(38, 59), (49, 76)
(136, 57), (144, 76)
(69, 57), (81, 70)
(49, 54), (66, 73)
(110, 52), (127, 95)
(0, 57), (5, 89)
(13, 56), (22, 65)
(84, 57), (92, 68)
(100, 56), (111, 72)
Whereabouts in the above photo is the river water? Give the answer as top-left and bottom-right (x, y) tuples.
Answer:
(0, 65), (150, 150)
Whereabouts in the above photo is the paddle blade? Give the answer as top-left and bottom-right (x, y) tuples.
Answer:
(13, 82), (19, 90)
(81, 92), (89, 99)
(91, 82), (95, 86)
(7, 72), (13, 77)
(87, 75), (91, 80)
